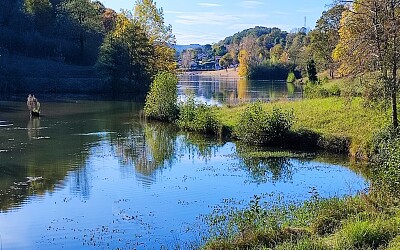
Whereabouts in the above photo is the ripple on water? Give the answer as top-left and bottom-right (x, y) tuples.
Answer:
(32, 137), (51, 140)
(0, 123), (13, 127)
(76, 132), (117, 137)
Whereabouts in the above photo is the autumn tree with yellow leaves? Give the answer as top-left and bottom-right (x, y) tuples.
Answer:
(333, 0), (400, 129)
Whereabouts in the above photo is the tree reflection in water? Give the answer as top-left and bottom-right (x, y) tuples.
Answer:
(235, 144), (297, 184)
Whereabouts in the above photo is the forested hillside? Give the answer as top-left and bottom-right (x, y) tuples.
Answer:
(0, 0), (175, 93)
(211, 5), (345, 81)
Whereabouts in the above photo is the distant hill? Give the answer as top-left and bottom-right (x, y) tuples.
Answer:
(173, 44), (203, 53)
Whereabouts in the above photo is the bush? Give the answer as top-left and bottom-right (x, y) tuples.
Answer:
(304, 83), (341, 99)
(177, 95), (223, 135)
(234, 101), (294, 146)
(144, 72), (178, 121)
(338, 217), (399, 249)
(287, 71), (296, 83)
(275, 239), (328, 250)
(370, 128), (400, 198)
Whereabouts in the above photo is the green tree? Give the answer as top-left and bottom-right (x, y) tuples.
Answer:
(213, 44), (227, 56)
(24, 0), (53, 29)
(219, 53), (233, 69)
(97, 14), (152, 91)
(307, 59), (318, 83)
(333, 0), (400, 129)
(134, 0), (176, 73)
(58, 0), (104, 63)
(310, 4), (345, 78)
(270, 44), (284, 64)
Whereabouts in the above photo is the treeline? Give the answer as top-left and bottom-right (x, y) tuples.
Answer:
(212, 5), (346, 81)
(0, 0), (175, 92)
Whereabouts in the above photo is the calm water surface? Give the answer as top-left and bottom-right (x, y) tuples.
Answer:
(178, 74), (303, 105)
(0, 81), (366, 249)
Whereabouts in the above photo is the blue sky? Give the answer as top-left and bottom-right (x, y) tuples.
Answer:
(100, 0), (332, 45)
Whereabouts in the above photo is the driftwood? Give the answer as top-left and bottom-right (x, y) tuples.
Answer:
(27, 94), (41, 117)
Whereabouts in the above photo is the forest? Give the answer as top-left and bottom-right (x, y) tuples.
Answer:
(0, 0), (175, 93)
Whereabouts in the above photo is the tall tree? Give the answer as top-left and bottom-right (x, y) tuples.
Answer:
(58, 0), (104, 63)
(310, 4), (346, 78)
(134, 0), (176, 73)
(333, 0), (400, 129)
(97, 14), (152, 91)
(24, 0), (53, 29)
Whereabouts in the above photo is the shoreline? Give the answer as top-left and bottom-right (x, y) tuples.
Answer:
(179, 68), (241, 78)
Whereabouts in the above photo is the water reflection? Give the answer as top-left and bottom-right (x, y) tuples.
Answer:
(178, 74), (303, 105)
(0, 98), (368, 249)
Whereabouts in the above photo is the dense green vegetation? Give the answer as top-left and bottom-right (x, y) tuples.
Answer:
(0, 0), (175, 93)
(144, 72), (178, 121)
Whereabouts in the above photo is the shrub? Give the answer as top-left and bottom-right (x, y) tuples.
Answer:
(303, 82), (342, 99)
(387, 236), (400, 250)
(144, 72), (178, 121)
(370, 128), (400, 198)
(234, 101), (293, 146)
(177, 95), (223, 135)
(287, 71), (296, 83)
(338, 217), (399, 249)
(275, 239), (328, 250)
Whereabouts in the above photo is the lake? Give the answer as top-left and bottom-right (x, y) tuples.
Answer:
(0, 78), (367, 249)
(178, 74), (303, 105)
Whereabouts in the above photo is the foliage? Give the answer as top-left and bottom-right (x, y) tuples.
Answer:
(371, 127), (400, 198)
(215, 97), (388, 159)
(234, 102), (294, 146)
(286, 72), (296, 83)
(219, 53), (233, 69)
(304, 83), (341, 98)
(333, 0), (400, 129)
(24, 0), (53, 28)
(248, 63), (298, 80)
(338, 217), (400, 249)
(58, 0), (104, 63)
(134, 0), (176, 74)
(238, 49), (250, 77)
(97, 14), (152, 92)
(144, 72), (178, 121)
(177, 95), (223, 135)
(307, 59), (318, 83)
(310, 4), (345, 78)
(201, 193), (391, 250)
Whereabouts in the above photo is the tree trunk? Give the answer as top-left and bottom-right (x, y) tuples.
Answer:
(392, 64), (398, 130)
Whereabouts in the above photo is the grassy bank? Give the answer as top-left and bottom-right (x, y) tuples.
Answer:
(202, 193), (400, 250)
(214, 97), (389, 159)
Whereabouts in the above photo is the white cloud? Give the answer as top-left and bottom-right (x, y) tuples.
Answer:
(197, 2), (223, 7)
(176, 12), (239, 25)
(239, 1), (263, 9)
(164, 10), (186, 14)
(174, 32), (224, 44)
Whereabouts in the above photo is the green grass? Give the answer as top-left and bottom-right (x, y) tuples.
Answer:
(201, 194), (400, 250)
(215, 97), (389, 158)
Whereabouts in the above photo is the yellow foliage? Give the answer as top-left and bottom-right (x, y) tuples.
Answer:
(238, 49), (249, 77)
